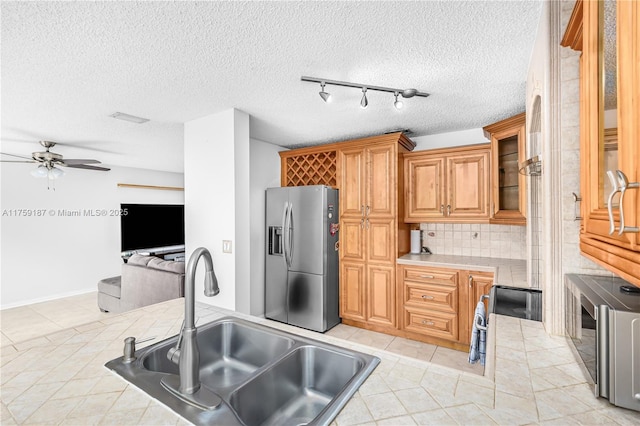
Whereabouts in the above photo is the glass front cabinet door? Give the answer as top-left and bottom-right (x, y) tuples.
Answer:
(562, 0), (640, 285)
(483, 112), (527, 225)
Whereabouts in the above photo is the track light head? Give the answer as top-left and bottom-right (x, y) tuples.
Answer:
(401, 88), (418, 98)
(360, 88), (368, 109)
(319, 82), (331, 103)
(394, 92), (404, 110)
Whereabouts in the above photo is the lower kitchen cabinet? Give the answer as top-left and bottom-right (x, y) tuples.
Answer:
(398, 264), (494, 351)
(340, 262), (396, 328)
(340, 262), (366, 322)
(341, 262), (495, 351)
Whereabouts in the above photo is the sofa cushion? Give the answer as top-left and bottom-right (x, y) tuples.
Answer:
(127, 254), (154, 267)
(98, 276), (122, 298)
(147, 257), (185, 274)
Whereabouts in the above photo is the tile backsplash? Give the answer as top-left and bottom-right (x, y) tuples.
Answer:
(418, 223), (526, 260)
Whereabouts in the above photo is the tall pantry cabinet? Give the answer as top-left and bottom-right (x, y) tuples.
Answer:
(338, 134), (414, 331)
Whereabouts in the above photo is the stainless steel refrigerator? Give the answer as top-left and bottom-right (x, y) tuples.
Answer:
(265, 185), (340, 332)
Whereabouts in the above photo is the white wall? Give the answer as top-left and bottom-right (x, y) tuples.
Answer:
(184, 108), (251, 312)
(249, 139), (286, 316)
(0, 163), (184, 308)
(412, 128), (489, 152)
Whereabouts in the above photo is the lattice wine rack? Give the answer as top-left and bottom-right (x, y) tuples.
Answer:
(284, 151), (337, 187)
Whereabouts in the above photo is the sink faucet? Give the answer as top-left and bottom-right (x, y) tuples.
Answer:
(161, 247), (221, 410)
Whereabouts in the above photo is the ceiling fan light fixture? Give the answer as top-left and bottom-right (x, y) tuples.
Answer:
(394, 92), (404, 110)
(30, 165), (48, 178)
(110, 112), (150, 124)
(319, 82), (331, 103)
(360, 88), (368, 109)
(48, 166), (65, 179)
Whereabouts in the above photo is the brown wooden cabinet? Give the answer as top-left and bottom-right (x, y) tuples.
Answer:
(339, 134), (413, 329)
(397, 264), (494, 351)
(483, 113), (527, 225)
(562, 0), (640, 286)
(404, 144), (491, 223)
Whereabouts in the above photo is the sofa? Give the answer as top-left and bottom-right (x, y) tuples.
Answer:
(97, 254), (185, 314)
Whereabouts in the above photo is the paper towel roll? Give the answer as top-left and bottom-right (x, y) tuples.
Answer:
(410, 230), (421, 254)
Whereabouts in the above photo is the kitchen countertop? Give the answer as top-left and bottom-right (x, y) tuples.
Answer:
(398, 253), (528, 288)
(2, 299), (638, 424)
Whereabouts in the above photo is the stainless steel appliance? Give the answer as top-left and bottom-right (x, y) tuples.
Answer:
(565, 274), (640, 412)
(265, 185), (339, 332)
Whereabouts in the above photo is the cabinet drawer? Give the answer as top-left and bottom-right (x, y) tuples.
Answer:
(403, 267), (457, 286)
(404, 307), (458, 341)
(404, 282), (457, 314)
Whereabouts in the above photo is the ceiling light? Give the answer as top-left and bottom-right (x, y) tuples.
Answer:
(30, 165), (48, 178)
(110, 112), (150, 124)
(394, 92), (404, 110)
(301, 76), (429, 109)
(360, 88), (368, 109)
(48, 166), (65, 179)
(319, 82), (331, 103)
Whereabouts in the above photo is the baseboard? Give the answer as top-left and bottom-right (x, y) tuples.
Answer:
(0, 288), (96, 310)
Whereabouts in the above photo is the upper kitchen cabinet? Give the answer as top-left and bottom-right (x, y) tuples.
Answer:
(562, 0), (640, 285)
(483, 113), (527, 225)
(404, 144), (491, 223)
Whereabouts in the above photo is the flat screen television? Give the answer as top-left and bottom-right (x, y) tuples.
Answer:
(120, 203), (185, 252)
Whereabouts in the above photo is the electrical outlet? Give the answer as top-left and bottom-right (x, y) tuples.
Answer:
(222, 240), (232, 253)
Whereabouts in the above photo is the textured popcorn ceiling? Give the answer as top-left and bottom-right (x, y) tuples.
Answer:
(1, 1), (543, 173)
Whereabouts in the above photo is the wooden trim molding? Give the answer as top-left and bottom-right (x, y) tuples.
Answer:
(117, 183), (184, 191)
(561, 0), (583, 51)
(481, 112), (526, 139)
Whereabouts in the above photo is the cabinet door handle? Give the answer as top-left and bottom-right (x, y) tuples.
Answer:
(419, 274), (434, 279)
(421, 295), (434, 300)
(360, 219), (364, 229)
(447, 205), (451, 216)
(361, 205), (365, 217)
(421, 320), (435, 326)
(366, 205), (370, 216)
(606, 170), (621, 235)
(366, 218), (370, 229)
(468, 274), (473, 288)
(615, 170), (640, 235)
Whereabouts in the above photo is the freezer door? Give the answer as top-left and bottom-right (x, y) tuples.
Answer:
(287, 271), (326, 332)
(265, 187), (289, 323)
(287, 186), (326, 275)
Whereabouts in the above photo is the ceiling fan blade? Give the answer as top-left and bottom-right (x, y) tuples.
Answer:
(1, 152), (34, 160)
(63, 164), (111, 171)
(0, 159), (37, 163)
(58, 159), (101, 165)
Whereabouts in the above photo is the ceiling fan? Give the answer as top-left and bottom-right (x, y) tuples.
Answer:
(1, 140), (110, 189)
(1, 140), (110, 172)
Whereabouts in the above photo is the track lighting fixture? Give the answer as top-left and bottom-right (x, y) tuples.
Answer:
(360, 88), (368, 109)
(302, 76), (429, 109)
(319, 82), (331, 103)
(394, 92), (404, 110)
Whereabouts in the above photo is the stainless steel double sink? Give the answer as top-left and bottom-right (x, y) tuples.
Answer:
(105, 317), (379, 425)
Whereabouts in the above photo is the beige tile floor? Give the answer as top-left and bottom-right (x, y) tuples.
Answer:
(1, 292), (109, 346)
(0, 292), (484, 375)
(2, 298), (639, 425)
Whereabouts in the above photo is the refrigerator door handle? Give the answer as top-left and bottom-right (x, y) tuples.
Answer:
(287, 202), (294, 268)
(282, 202), (290, 269)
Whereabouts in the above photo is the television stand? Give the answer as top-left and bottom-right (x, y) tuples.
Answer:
(121, 244), (186, 262)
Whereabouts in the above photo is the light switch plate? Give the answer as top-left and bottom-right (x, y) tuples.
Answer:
(222, 240), (232, 253)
